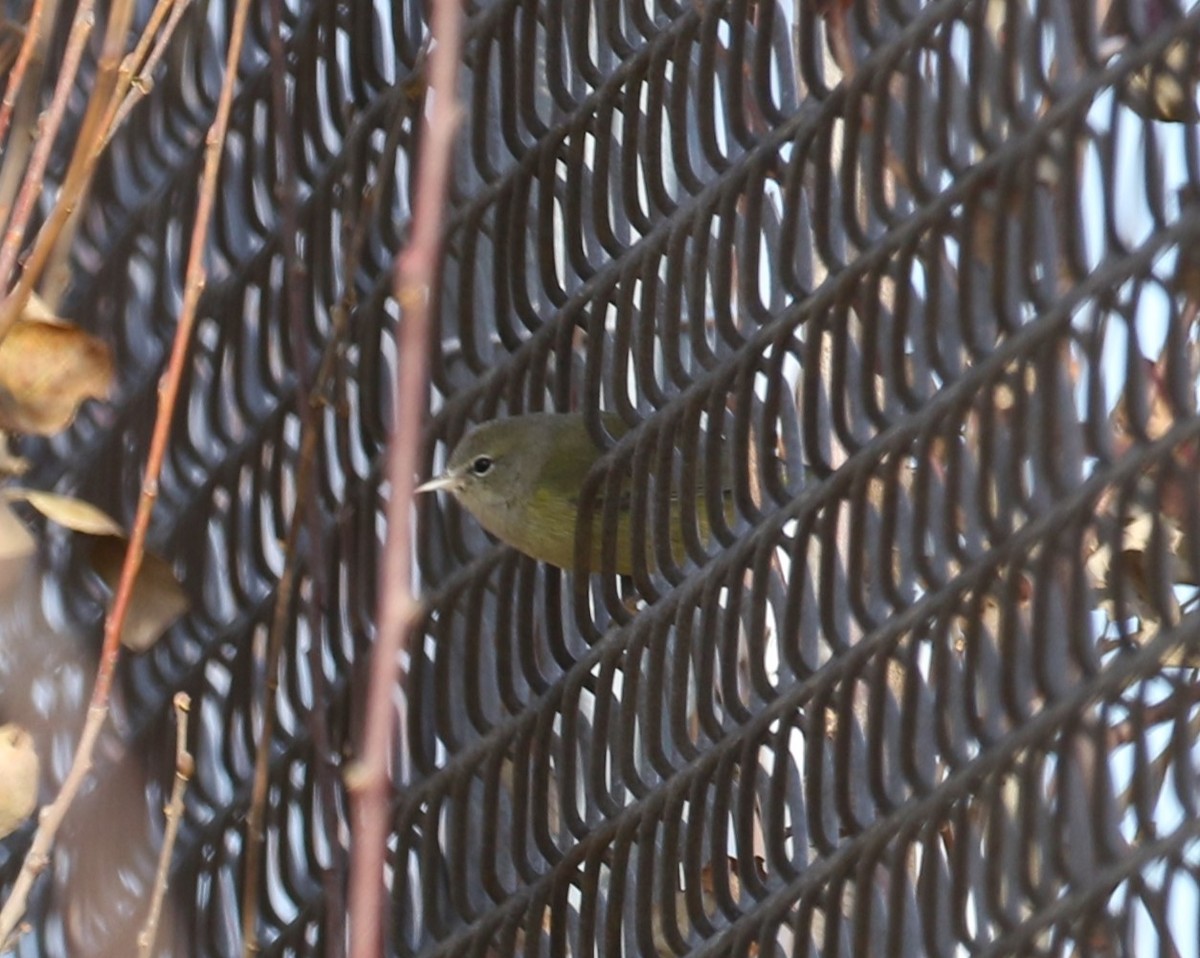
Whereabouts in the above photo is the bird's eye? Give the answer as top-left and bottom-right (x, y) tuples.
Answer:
(470, 456), (494, 477)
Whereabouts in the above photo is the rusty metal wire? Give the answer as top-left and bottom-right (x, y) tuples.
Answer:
(1, 0), (1200, 955)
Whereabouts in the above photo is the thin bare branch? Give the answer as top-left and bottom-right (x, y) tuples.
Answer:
(0, 0), (136, 335)
(0, 3), (93, 291)
(136, 692), (193, 958)
(347, 1), (463, 954)
(0, 0), (255, 937)
(0, 0), (44, 150)
(0, 0), (59, 231)
(240, 0), (347, 946)
(44, 0), (191, 305)
(102, 0), (193, 149)
(0, 702), (101, 951)
(120, 0), (176, 85)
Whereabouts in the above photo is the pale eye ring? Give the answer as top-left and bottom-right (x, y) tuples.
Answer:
(470, 456), (494, 477)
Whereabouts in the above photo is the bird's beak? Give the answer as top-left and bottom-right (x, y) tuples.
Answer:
(415, 474), (457, 494)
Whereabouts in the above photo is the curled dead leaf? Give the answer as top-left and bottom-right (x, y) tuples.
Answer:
(89, 535), (189, 652)
(0, 309), (113, 435)
(2, 488), (124, 536)
(0, 723), (38, 839)
(2, 489), (188, 650)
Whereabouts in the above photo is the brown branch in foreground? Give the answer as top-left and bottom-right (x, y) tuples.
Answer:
(0, 0), (256, 939)
(136, 692), (193, 958)
(346, 1), (463, 955)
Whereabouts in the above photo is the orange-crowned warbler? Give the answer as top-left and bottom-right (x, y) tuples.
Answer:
(416, 412), (736, 573)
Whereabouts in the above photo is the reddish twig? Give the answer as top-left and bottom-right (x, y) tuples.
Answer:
(346, 2), (463, 955)
(44, 0), (193, 306)
(0, 0), (135, 337)
(0, 0), (60, 246)
(0, 0), (255, 938)
(102, 0), (193, 149)
(95, 0), (249, 708)
(136, 692), (193, 958)
(117, 0), (177, 95)
(0, 1), (93, 293)
(0, 0), (44, 152)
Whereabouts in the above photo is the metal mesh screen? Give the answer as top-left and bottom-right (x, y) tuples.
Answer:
(1, 0), (1199, 955)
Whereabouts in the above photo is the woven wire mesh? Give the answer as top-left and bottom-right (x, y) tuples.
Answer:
(0, 0), (1198, 955)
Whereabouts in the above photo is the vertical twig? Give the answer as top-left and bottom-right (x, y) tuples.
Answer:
(136, 693), (193, 958)
(346, 1), (463, 955)
(239, 0), (313, 947)
(242, 96), (391, 957)
(0, 0), (255, 938)
(310, 179), (384, 957)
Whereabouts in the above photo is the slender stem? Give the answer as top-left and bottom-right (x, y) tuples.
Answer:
(0, 0), (255, 938)
(119, 0), (175, 87)
(0, 703), (103, 951)
(43, 0), (191, 307)
(96, 0), (251, 708)
(0, 0), (44, 150)
(136, 693), (193, 958)
(0, 2), (93, 293)
(0, 0), (59, 233)
(102, 0), (193, 150)
(240, 1), (319, 950)
(346, 2), (463, 955)
(0, 0), (135, 337)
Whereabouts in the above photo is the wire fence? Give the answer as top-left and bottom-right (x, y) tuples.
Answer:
(0, 0), (1199, 955)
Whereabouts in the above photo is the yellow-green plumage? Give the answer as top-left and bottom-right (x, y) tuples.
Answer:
(419, 413), (731, 573)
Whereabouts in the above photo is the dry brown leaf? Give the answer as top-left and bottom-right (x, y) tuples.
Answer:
(90, 534), (189, 652)
(3, 488), (124, 536)
(21, 293), (58, 323)
(0, 723), (38, 839)
(1, 489), (187, 650)
(0, 310), (114, 435)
